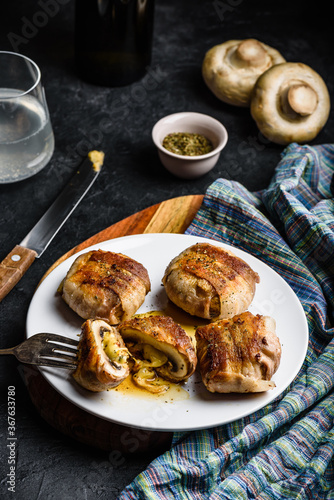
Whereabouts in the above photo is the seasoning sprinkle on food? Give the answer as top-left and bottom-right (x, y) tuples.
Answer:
(162, 132), (213, 156)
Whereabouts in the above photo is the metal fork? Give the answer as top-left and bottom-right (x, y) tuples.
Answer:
(0, 333), (78, 369)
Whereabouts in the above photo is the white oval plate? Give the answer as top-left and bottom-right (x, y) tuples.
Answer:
(26, 233), (308, 432)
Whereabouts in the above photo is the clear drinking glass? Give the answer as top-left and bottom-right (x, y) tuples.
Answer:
(0, 51), (54, 183)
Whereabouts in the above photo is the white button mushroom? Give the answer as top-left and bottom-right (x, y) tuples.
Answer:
(250, 62), (331, 145)
(202, 38), (286, 107)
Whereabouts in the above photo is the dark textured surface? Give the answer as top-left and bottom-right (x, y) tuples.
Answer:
(0, 1), (333, 498)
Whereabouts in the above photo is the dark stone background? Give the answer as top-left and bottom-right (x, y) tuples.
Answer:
(0, 1), (333, 498)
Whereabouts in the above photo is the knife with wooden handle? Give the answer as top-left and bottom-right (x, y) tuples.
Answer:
(0, 151), (104, 302)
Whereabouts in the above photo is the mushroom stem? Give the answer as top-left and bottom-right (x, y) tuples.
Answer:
(287, 84), (318, 116)
(232, 39), (269, 69)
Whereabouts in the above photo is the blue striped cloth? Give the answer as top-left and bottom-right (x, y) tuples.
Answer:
(118, 143), (334, 499)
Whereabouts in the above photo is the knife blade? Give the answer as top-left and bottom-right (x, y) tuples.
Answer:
(0, 150), (104, 302)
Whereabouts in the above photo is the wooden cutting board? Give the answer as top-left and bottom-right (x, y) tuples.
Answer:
(24, 195), (203, 455)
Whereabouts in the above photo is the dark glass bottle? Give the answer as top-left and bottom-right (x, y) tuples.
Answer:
(75, 0), (155, 87)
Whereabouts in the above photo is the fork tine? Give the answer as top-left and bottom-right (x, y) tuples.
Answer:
(35, 332), (79, 346)
(39, 342), (78, 356)
(39, 350), (77, 362)
(35, 359), (77, 370)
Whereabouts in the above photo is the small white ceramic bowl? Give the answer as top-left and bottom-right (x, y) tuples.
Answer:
(152, 111), (228, 179)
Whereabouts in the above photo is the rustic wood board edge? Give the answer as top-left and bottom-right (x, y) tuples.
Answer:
(25, 194), (203, 454)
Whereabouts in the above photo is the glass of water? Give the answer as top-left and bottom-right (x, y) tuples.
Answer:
(0, 51), (55, 183)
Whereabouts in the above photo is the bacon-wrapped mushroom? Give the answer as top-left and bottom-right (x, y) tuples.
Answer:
(73, 319), (130, 392)
(162, 243), (260, 320)
(119, 315), (197, 394)
(60, 249), (151, 324)
(196, 312), (281, 393)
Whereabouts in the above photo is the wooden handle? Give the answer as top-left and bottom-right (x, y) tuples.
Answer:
(0, 245), (37, 301)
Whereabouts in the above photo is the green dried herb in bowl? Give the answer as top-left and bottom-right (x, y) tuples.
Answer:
(162, 132), (213, 156)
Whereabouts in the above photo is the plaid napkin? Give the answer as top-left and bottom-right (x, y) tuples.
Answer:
(118, 143), (334, 500)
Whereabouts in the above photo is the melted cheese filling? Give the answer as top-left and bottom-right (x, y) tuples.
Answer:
(102, 331), (171, 393)
(102, 330), (129, 366)
(128, 342), (171, 394)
